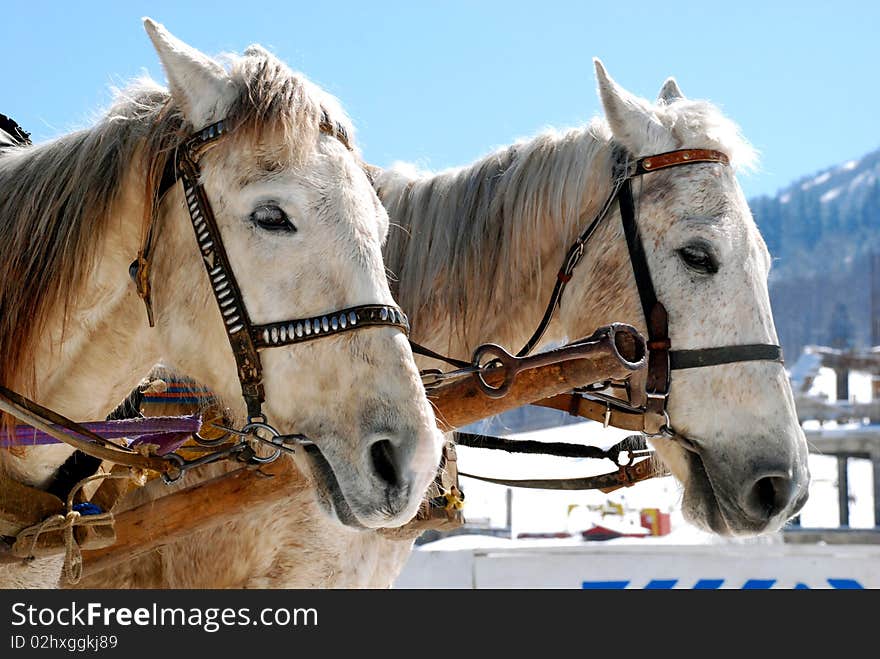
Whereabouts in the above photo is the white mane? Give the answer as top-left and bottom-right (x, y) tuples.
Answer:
(378, 97), (756, 354)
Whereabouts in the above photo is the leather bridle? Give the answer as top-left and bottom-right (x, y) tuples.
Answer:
(522, 145), (783, 438)
(121, 112), (409, 472)
(421, 145), (787, 493)
(0, 109), (415, 557)
(0, 113), (410, 478)
(130, 113), (410, 433)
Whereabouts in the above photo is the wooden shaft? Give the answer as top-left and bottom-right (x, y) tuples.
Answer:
(79, 459), (304, 578)
(78, 326), (646, 577)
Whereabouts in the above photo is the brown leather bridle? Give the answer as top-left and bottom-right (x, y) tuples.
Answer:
(523, 145), (784, 439)
(412, 145), (786, 493)
(126, 114), (410, 469)
(414, 145), (783, 441)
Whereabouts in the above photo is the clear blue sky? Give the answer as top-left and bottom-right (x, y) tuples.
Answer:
(2, 0), (878, 199)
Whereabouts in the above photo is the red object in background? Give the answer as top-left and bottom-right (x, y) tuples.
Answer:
(640, 508), (671, 535)
(581, 525), (626, 541)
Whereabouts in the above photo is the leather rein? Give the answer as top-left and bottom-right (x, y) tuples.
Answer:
(1, 113), (410, 480)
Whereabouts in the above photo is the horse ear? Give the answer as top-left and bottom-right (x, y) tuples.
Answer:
(593, 58), (668, 153)
(657, 77), (684, 104)
(143, 17), (235, 130)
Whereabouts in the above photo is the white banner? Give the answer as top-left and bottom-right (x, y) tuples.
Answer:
(395, 542), (880, 589)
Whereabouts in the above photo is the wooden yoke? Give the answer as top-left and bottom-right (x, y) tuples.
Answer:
(72, 325), (646, 578)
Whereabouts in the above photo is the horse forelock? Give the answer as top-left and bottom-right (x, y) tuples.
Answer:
(654, 98), (758, 173)
(219, 50), (358, 165)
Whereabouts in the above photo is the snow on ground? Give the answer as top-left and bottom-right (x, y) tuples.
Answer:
(421, 369), (877, 550)
(454, 420), (705, 541)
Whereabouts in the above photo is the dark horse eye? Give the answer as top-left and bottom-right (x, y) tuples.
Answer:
(678, 243), (718, 275)
(251, 204), (296, 232)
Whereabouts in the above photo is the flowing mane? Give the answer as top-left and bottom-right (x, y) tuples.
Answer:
(0, 48), (355, 397)
(377, 99), (756, 355)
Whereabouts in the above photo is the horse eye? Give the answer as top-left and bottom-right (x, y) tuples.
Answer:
(677, 243), (718, 274)
(251, 204), (296, 232)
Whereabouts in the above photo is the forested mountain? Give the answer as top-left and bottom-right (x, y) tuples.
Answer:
(750, 147), (880, 359)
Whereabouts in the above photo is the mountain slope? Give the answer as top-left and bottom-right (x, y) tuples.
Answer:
(750, 146), (880, 359)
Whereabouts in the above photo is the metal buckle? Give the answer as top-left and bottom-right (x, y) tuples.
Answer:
(644, 411), (673, 439)
(160, 419), (313, 484)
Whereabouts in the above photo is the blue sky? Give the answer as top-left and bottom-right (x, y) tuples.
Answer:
(2, 1), (878, 199)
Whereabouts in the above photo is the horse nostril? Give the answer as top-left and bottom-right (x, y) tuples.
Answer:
(745, 475), (793, 520)
(370, 439), (399, 488)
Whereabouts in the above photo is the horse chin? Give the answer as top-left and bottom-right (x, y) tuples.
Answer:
(680, 451), (734, 536)
(681, 450), (789, 537)
(299, 445), (367, 531)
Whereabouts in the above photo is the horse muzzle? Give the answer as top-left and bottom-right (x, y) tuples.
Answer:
(681, 438), (810, 536)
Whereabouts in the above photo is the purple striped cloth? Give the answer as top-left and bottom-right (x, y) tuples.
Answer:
(0, 414), (202, 456)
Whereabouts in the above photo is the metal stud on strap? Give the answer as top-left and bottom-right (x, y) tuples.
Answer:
(252, 304), (409, 348)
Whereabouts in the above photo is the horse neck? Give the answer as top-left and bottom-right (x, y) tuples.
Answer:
(3, 162), (161, 488)
(378, 126), (620, 360)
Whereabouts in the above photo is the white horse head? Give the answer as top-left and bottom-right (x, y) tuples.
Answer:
(377, 60), (809, 538)
(0, 18), (442, 566)
(555, 61), (809, 535)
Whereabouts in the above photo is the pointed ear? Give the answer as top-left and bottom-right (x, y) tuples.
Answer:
(657, 77), (684, 104)
(143, 17), (235, 129)
(593, 58), (668, 153)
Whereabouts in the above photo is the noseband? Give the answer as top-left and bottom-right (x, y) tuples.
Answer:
(130, 115), (409, 457)
(520, 146), (783, 437)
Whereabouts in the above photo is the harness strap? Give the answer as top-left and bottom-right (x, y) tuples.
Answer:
(532, 393), (648, 431)
(409, 340), (471, 370)
(617, 177), (671, 433)
(458, 459), (663, 492)
(0, 385), (171, 474)
(454, 431), (622, 460)
(174, 125), (266, 420)
(254, 305), (409, 348)
(516, 176), (625, 357)
(634, 148), (730, 175)
(454, 431), (666, 491)
(671, 344), (783, 369)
